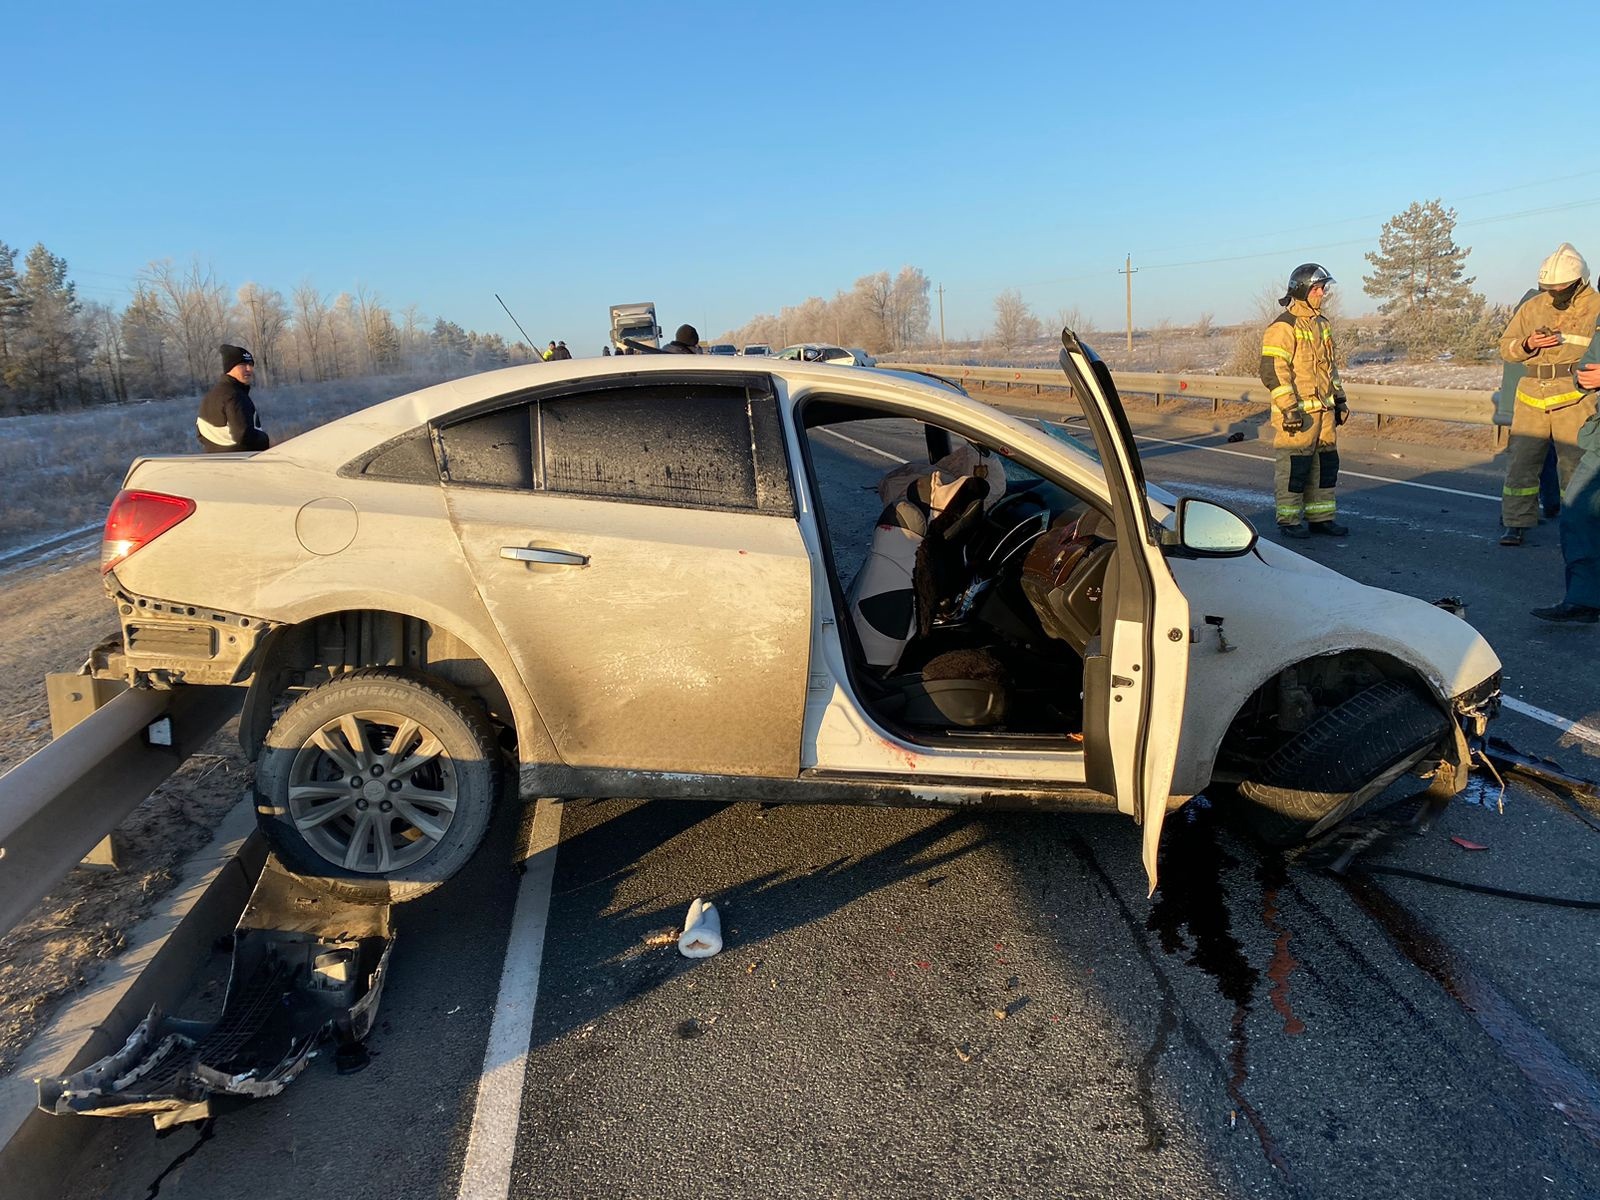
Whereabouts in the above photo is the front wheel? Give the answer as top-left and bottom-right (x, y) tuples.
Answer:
(1238, 679), (1449, 845)
(254, 669), (501, 905)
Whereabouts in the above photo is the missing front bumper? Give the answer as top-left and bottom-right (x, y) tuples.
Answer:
(38, 858), (392, 1128)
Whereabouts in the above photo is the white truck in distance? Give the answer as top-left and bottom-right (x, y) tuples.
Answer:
(610, 302), (661, 352)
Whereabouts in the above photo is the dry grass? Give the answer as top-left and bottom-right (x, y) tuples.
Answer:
(886, 323), (1501, 389)
(0, 372), (447, 553)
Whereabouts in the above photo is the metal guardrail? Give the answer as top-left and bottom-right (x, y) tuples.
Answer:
(890, 363), (1499, 427)
(0, 683), (241, 938)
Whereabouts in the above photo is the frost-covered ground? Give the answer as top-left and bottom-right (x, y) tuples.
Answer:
(884, 324), (1502, 391)
(0, 372), (448, 554)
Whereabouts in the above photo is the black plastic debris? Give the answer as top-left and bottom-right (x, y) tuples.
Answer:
(38, 858), (392, 1129)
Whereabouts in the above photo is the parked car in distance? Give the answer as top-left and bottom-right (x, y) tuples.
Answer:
(707, 344), (737, 356)
(774, 343), (855, 364)
(95, 336), (1500, 904)
(741, 343), (771, 356)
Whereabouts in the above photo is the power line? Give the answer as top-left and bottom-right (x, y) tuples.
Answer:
(1138, 196), (1600, 274)
(1136, 169), (1600, 258)
(960, 192), (1600, 294)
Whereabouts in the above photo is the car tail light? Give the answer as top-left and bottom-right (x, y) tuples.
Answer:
(102, 490), (196, 574)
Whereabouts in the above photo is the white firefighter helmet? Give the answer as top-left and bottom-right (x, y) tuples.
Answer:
(1538, 243), (1589, 288)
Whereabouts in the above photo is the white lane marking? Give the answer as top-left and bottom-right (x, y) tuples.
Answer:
(1108, 427), (1502, 503)
(1502, 696), (1600, 749)
(825, 413), (1500, 509)
(456, 797), (563, 1200)
(1163, 478), (1494, 537)
(820, 426), (908, 463)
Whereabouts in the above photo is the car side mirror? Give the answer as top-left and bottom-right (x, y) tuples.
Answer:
(1177, 497), (1257, 557)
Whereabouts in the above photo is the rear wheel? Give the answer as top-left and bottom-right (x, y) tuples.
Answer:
(1238, 679), (1448, 845)
(254, 669), (501, 904)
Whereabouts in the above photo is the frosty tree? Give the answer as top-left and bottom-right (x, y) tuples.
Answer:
(1362, 199), (1485, 358)
(990, 289), (1041, 354)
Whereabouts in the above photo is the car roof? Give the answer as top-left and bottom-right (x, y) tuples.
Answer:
(262, 356), (952, 467)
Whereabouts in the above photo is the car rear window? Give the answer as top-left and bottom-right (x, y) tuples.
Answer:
(539, 384), (791, 514)
(436, 406), (533, 489)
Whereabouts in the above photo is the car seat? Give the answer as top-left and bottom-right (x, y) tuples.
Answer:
(845, 457), (1010, 728)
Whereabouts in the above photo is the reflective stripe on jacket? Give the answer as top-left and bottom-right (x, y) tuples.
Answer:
(1259, 298), (1343, 413)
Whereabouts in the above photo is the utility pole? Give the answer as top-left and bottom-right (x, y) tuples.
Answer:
(1119, 254), (1137, 352)
(936, 284), (947, 360)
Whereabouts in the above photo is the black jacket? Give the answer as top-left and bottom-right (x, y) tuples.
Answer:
(663, 340), (697, 354)
(197, 375), (270, 452)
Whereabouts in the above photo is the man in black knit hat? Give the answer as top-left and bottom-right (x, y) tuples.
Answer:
(197, 343), (271, 453)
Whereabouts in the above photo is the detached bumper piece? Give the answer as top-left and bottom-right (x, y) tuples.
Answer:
(38, 858), (392, 1129)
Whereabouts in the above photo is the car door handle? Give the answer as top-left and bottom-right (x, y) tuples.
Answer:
(499, 546), (589, 567)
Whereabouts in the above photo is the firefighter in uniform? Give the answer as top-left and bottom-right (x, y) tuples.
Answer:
(1532, 336), (1600, 622)
(1260, 264), (1348, 538)
(1497, 243), (1600, 546)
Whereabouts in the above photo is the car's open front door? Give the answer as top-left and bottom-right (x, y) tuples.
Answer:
(1058, 330), (1190, 891)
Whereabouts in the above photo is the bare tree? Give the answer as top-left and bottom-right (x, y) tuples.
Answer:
(328, 293), (361, 378)
(121, 286), (172, 397)
(1051, 305), (1096, 340)
(891, 266), (931, 350)
(236, 283), (290, 386)
(352, 285), (401, 374)
(83, 301), (128, 403)
(397, 304), (429, 368)
(851, 272), (902, 347)
(990, 289), (1041, 355)
(140, 259), (232, 387)
(292, 282), (330, 381)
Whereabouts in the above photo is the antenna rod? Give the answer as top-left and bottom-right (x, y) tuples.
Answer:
(495, 293), (537, 351)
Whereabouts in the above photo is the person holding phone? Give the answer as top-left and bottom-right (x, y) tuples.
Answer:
(1496, 243), (1600, 546)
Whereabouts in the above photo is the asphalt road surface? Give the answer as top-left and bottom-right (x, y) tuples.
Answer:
(48, 399), (1600, 1200)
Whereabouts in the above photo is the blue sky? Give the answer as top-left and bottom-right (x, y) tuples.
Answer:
(8, 0), (1599, 348)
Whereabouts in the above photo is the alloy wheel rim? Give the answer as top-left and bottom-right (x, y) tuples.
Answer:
(286, 709), (459, 873)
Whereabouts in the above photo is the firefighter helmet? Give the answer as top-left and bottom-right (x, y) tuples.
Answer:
(1285, 263), (1335, 302)
(1538, 243), (1588, 289)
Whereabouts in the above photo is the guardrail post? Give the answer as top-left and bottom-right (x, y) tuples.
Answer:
(45, 674), (128, 870)
(1375, 413), (1387, 432)
(0, 686), (244, 938)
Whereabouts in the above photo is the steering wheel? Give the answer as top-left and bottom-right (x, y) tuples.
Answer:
(971, 488), (1052, 578)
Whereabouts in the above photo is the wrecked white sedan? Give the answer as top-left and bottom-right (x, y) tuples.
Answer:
(97, 333), (1501, 902)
